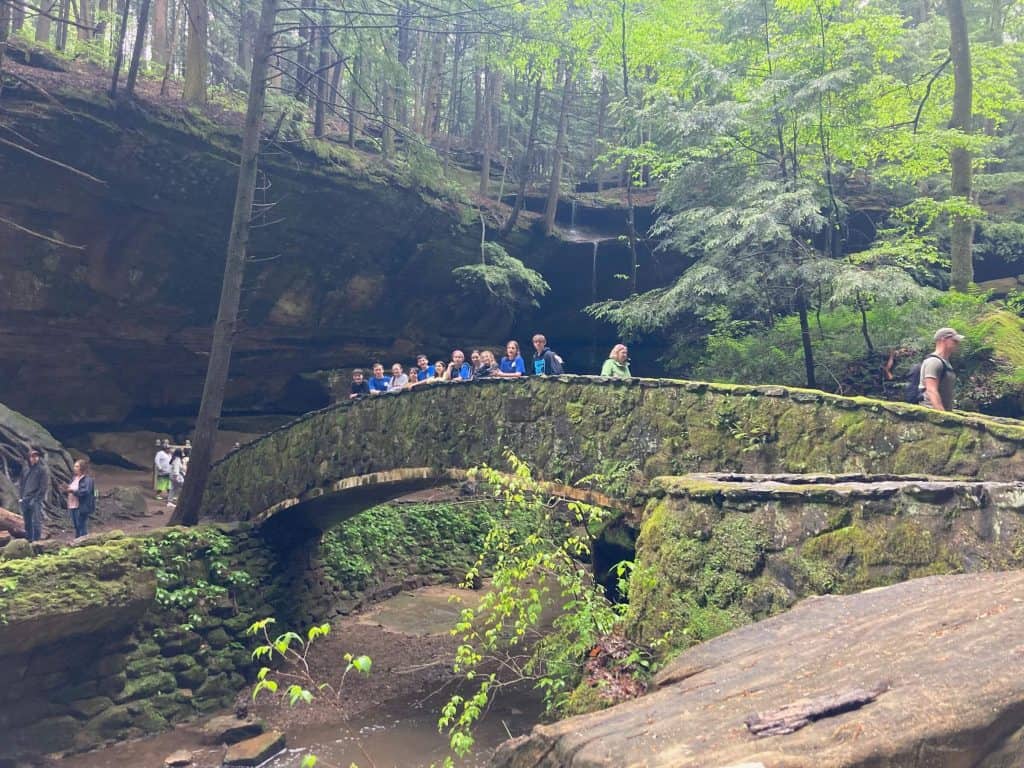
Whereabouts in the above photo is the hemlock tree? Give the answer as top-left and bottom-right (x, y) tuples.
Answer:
(171, 0), (279, 526)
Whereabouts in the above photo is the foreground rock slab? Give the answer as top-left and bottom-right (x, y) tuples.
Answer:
(493, 572), (1024, 767)
(223, 730), (285, 766)
(199, 714), (264, 745)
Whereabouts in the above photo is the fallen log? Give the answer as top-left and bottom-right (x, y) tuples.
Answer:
(745, 681), (890, 737)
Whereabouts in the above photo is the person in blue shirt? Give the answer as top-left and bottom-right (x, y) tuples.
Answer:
(367, 362), (390, 394)
(443, 350), (473, 381)
(531, 334), (564, 375)
(415, 354), (434, 381)
(496, 340), (526, 378)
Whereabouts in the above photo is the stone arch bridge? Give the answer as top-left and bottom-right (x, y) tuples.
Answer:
(202, 376), (1024, 535)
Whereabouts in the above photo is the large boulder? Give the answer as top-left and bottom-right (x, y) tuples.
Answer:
(493, 572), (1024, 767)
(0, 402), (73, 522)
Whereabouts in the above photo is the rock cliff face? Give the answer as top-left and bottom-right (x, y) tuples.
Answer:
(0, 87), (490, 425)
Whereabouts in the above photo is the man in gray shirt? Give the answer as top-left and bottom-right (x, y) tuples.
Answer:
(919, 327), (963, 411)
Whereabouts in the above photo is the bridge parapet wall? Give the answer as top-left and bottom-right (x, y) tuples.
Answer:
(202, 377), (1024, 524)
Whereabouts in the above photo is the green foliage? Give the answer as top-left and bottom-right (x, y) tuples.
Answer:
(247, 617), (371, 706)
(452, 242), (550, 314)
(439, 453), (645, 758)
(140, 528), (253, 630)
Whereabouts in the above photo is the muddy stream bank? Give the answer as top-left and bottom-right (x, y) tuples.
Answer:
(56, 586), (542, 768)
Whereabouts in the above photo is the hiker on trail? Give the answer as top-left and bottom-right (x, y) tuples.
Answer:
(154, 441), (172, 500)
(66, 458), (95, 539)
(915, 328), (963, 411)
(531, 334), (564, 376)
(168, 449), (186, 507)
(18, 448), (49, 542)
(601, 344), (632, 378)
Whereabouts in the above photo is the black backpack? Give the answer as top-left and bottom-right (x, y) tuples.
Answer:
(903, 354), (946, 403)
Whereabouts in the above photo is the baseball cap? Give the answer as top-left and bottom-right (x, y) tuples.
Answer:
(934, 327), (965, 342)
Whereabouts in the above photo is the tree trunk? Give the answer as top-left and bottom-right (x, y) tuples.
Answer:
(171, 0), (279, 527)
(422, 30), (445, 139)
(11, 0), (24, 32)
(479, 67), (493, 197)
(108, 0), (130, 98)
(395, 0), (411, 127)
(94, 0), (107, 38)
(381, 79), (395, 159)
(123, 0), (151, 98)
(55, 0), (69, 50)
(35, 0), (54, 42)
(347, 53), (359, 146)
(0, 0), (9, 101)
(313, 9), (328, 137)
(796, 292), (817, 389)
(182, 0), (209, 104)
(237, 0), (256, 79)
(442, 25), (462, 170)
(543, 66), (572, 236)
(946, 0), (973, 291)
(502, 75), (541, 235)
(77, 0), (92, 41)
(152, 0), (168, 65)
(471, 65), (483, 148)
(159, 0), (180, 95)
(328, 56), (341, 113)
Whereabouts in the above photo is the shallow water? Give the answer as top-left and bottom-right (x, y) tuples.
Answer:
(60, 684), (537, 768)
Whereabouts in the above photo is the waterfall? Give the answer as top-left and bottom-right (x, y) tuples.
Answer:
(592, 240), (599, 300)
(571, 200), (577, 228)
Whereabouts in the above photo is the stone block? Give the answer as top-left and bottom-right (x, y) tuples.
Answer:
(175, 662), (208, 689)
(223, 730), (285, 766)
(114, 671), (177, 703)
(20, 715), (78, 753)
(205, 628), (231, 648)
(97, 672), (127, 697)
(69, 696), (114, 719)
(83, 704), (134, 741)
(199, 714), (265, 745)
(126, 656), (163, 679)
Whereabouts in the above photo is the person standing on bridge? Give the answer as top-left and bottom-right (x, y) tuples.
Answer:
(387, 363), (409, 392)
(415, 354), (434, 382)
(368, 363), (390, 395)
(444, 350), (473, 381)
(349, 368), (371, 399)
(601, 344), (632, 378)
(495, 340), (526, 378)
(532, 334), (564, 376)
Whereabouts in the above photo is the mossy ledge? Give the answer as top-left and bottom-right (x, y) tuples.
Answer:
(625, 473), (1024, 657)
(204, 376), (1024, 524)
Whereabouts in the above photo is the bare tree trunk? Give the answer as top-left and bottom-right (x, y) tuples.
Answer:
(395, 0), (411, 126)
(182, 0), (208, 104)
(11, 0), (24, 32)
(381, 79), (395, 158)
(94, 0), (107, 38)
(421, 29), (444, 138)
(328, 55), (341, 112)
(502, 75), (541, 235)
(442, 25), (462, 170)
(479, 67), (493, 197)
(123, 0), (151, 98)
(0, 1), (9, 102)
(236, 0), (255, 79)
(108, 0), (130, 98)
(171, 0), (279, 527)
(471, 65), (483, 148)
(35, 0), (54, 42)
(152, 0), (168, 65)
(347, 53), (359, 146)
(159, 0), (180, 94)
(77, 0), (92, 41)
(946, 0), (973, 291)
(543, 65), (572, 236)
(313, 9), (328, 137)
(55, 0), (69, 49)
(796, 291), (816, 389)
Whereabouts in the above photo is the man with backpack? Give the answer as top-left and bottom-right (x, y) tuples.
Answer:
(906, 327), (963, 411)
(531, 334), (564, 376)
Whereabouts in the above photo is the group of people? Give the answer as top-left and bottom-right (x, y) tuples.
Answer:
(348, 335), (633, 398)
(16, 448), (95, 541)
(154, 441), (189, 506)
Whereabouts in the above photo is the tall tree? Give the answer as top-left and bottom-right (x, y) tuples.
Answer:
(152, 0), (170, 67)
(123, 0), (152, 98)
(182, 0), (209, 104)
(171, 0), (280, 526)
(946, 0), (973, 291)
(543, 64), (573, 235)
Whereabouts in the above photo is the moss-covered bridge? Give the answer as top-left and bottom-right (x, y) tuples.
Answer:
(202, 376), (1024, 531)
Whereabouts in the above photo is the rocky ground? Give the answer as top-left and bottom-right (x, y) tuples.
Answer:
(494, 570), (1024, 768)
